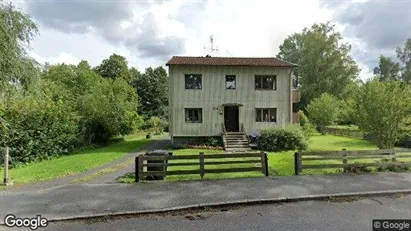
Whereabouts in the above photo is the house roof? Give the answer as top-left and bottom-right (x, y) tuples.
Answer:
(166, 56), (297, 67)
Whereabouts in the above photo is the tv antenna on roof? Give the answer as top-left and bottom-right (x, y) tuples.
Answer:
(204, 35), (219, 56)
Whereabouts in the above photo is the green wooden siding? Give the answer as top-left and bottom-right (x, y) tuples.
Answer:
(168, 65), (293, 137)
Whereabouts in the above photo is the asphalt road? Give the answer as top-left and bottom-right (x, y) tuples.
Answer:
(4, 194), (411, 231)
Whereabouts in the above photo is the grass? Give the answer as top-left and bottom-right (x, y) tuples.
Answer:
(118, 134), (381, 183)
(268, 134), (377, 176)
(0, 132), (166, 185)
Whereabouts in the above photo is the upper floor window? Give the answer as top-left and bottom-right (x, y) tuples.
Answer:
(255, 75), (276, 90)
(185, 74), (202, 89)
(225, 75), (236, 89)
(185, 108), (202, 123)
(256, 108), (277, 122)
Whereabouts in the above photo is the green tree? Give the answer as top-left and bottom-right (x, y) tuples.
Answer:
(0, 1), (39, 94)
(353, 80), (411, 149)
(373, 55), (400, 81)
(94, 54), (132, 83)
(132, 66), (168, 119)
(306, 93), (340, 131)
(396, 38), (411, 84)
(277, 22), (360, 107)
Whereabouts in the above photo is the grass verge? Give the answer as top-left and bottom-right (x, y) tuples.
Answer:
(0, 132), (166, 185)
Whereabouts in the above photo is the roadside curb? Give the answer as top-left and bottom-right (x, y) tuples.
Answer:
(20, 188), (411, 224)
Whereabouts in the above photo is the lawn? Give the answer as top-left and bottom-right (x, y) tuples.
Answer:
(268, 134), (377, 176)
(0, 132), (165, 185)
(116, 134), (380, 183)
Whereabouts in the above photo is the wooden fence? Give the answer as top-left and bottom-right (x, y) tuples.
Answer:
(294, 149), (411, 175)
(135, 152), (268, 182)
(323, 127), (364, 138)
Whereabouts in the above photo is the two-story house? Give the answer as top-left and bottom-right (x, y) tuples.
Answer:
(166, 56), (299, 151)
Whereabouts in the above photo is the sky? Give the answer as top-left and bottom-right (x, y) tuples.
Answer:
(10, 0), (411, 79)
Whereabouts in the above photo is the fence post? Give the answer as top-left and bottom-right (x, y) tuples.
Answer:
(135, 156), (140, 182)
(3, 147), (10, 186)
(264, 152), (269, 176)
(391, 151), (397, 162)
(199, 152), (205, 179)
(294, 152), (302, 175)
(342, 148), (347, 173)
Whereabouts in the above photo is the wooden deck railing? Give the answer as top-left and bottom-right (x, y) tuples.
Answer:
(135, 152), (269, 182)
(294, 149), (411, 175)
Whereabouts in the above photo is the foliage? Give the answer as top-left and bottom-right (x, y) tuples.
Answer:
(41, 62), (140, 144)
(298, 110), (315, 137)
(0, 2), (39, 94)
(373, 55), (400, 81)
(306, 93), (340, 129)
(0, 96), (80, 164)
(132, 66), (168, 119)
(145, 116), (167, 135)
(259, 125), (308, 152)
(396, 38), (411, 84)
(352, 80), (411, 149)
(94, 54), (132, 83)
(277, 22), (360, 107)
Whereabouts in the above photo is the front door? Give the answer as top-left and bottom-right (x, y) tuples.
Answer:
(224, 106), (239, 132)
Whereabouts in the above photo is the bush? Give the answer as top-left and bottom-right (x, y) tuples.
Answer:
(306, 93), (340, 130)
(298, 110), (315, 138)
(0, 96), (80, 164)
(145, 117), (167, 135)
(259, 125), (308, 152)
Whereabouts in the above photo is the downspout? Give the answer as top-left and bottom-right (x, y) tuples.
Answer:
(289, 68), (293, 124)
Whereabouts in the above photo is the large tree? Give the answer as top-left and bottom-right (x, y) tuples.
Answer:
(132, 66), (168, 119)
(373, 55), (400, 81)
(94, 54), (132, 83)
(353, 80), (411, 149)
(277, 22), (360, 107)
(0, 1), (39, 94)
(396, 38), (411, 84)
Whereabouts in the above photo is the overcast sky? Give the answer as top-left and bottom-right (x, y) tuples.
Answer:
(11, 0), (411, 79)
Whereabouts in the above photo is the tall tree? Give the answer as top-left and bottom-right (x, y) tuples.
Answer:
(373, 55), (400, 81)
(132, 66), (168, 119)
(0, 1), (38, 93)
(353, 80), (411, 149)
(276, 33), (302, 88)
(276, 22), (360, 107)
(396, 38), (411, 84)
(94, 54), (132, 83)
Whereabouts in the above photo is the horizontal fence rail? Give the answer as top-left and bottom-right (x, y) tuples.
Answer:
(294, 149), (411, 175)
(323, 127), (364, 138)
(135, 152), (268, 182)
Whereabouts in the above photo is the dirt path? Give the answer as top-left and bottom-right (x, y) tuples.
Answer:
(2, 138), (171, 192)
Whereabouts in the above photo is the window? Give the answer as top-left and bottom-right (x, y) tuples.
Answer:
(185, 108), (202, 123)
(255, 75), (276, 90)
(256, 108), (277, 122)
(185, 74), (202, 89)
(225, 75), (236, 89)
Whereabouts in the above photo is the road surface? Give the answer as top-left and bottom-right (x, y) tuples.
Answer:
(4, 194), (411, 231)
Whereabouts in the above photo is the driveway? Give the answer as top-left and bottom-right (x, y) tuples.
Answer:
(2, 138), (172, 192)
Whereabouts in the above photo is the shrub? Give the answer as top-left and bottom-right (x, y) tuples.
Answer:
(259, 125), (308, 152)
(306, 93), (340, 131)
(298, 110), (315, 138)
(145, 117), (167, 135)
(0, 96), (80, 164)
(352, 80), (411, 149)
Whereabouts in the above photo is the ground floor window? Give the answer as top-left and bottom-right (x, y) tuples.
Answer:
(256, 108), (276, 122)
(185, 108), (202, 123)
